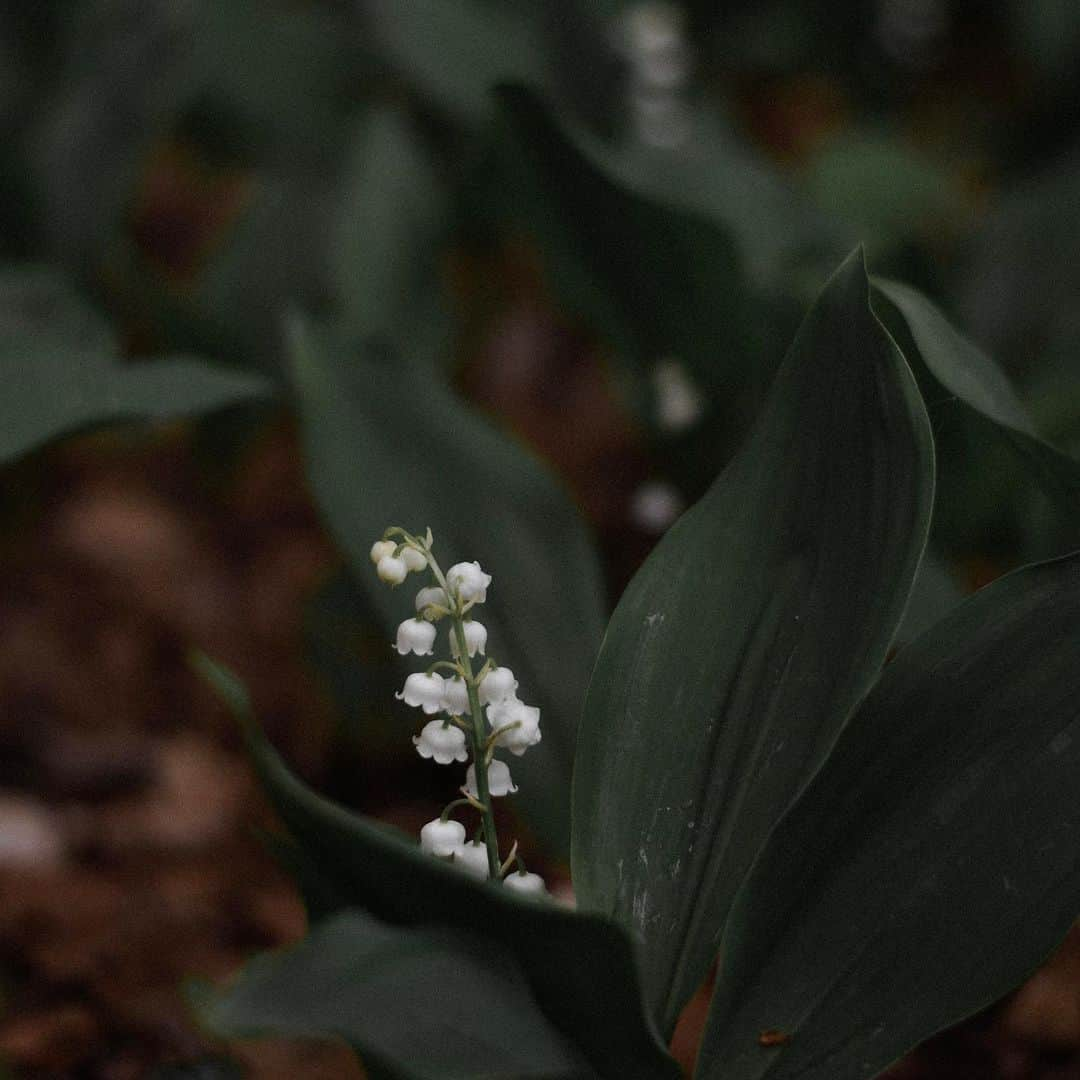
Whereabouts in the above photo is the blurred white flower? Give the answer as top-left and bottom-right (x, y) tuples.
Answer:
(395, 618), (436, 656)
(478, 666), (518, 706)
(441, 676), (470, 717)
(465, 759), (518, 798)
(447, 561), (492, 603)
(488, 698), (542, 756)
(450, 620), (487, 659)
(503, 870), (547, 897)
(413, 720), (468, 765)
(453, 840), (490, 879)
(377, 554), (408, 585)
(419, 817), (465, 857)
(396, 672), (446, 714)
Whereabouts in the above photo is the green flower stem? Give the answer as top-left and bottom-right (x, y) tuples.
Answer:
(424, 548), (501, 879)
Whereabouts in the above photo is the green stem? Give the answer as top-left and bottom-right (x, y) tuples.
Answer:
(425, 548), (501, 878)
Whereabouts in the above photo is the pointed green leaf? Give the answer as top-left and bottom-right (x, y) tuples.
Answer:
(191, 656), (676, 1080)
(873, 277), (1080, 511)
(287, 316), (605, 856)
(483, 86), (769, 429)
(202, 910), (591, 1080)
(699, 551), (1080, 1080)
(572, 251), (935, 1033)
(0, 266), (272, 464)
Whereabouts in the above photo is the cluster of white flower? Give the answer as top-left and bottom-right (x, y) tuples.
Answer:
(370, 527), (547, 898)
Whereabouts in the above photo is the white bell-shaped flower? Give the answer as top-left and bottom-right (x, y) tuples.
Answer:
(488, 698), (542, 756)
(478, 666), (518, 706)
(395, 618), (436, 656)
(503, 870), (547, 896)
(377, 554), (408, 585)
(446, 561), (492, 604)
(413, 720), (468, 764)
(415, 586), (449, 618)
(370, 539), (396, 565)
(396, 672), (446, 714)
(401, 546), (428, 573)
(419, 817), (466, 857)
(453, 840), (490, 879)
(441, 676), (470, 716)
(450, 620), (487, 659)
(465, 759), (517, 798)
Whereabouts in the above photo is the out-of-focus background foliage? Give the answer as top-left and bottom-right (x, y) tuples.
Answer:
(1, 1), (1078, 1076)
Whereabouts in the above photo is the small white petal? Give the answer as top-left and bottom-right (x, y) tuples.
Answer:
(413, 720), (468, 764)
(478, 667), (518, 706)
(377, 555), (408, 585)
(450, 620), (487, 659)
(395, 618), (436, 656)
(453, 840), (490, 879)
(401, 547), (428, 573)
(370, 539), (396, 565)
(503, 870), (547, 897)
(420, 818), (466, 857)
(465, 759), (517, 798)
(441, 676), (470, 717)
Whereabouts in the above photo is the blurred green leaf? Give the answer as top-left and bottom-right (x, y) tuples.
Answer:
(482, 86), (770, 434)
(874, 277), (1080, 514)
(201, 910), (592, 1080)
(572, 251), (935, 1034)
(699, 550), (1080, 1080)
(191, 660), (679, 1080)
(0, 265), (272, 463)
(329, 107), (449, 361)
(287, 316), (605, 857)
(807, 133), (970, 258)
(365, 0), (549, 122)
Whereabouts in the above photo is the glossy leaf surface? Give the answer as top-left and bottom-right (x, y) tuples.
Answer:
(873, 277), (1080, 510)
(203, 910), (591, 1080)
(192, 656), (678, 1080)
(572, 251), (935, 1032)
(700, 551), (1080, 1080)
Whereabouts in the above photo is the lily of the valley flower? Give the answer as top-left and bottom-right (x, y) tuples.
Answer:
(503, 869), (547, 896)
(454, 840), (491, 880)
(401, 546), (428, 573)
(395, 618), (436, 657)
(450, 619), (487, 659)
(441, 676), (469, 716)
(478, 666), (518, 706)
(419, 817), (466, 856)
(447, 560), (492, 603)
(415, 586), (449, 618)
(466, 759), (518, 798)
(413, 720), (468, 764)
(488, 698), (542, 756)
(396, 671), (446, 714)
(377, 554), (408, 585)
(370, 539), (396, 564)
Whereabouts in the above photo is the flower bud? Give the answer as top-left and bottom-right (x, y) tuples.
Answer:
(488, 698), (542, 756)
(401, 546), (428, 573)
(413, 720), (468, 764)
(453, 840), (490, 879)
(450, 620), (487, 659)
(503, 870), (547, 897)
(441, 676), (469, 716)
(478, 666), (518, 706)
(419, 817), (465, 857)
(395, 618), (436, 656)
(377, 554), (408, 585)
(370, 539), (396, 565)
(465, 759), (517, 798)
(415, 586), (449, 618)
(446, 561), (492, 604)
(396, 672), (446, 714)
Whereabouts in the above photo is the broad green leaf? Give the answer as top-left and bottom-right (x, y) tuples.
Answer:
(367, 1), (549, 122)
(482, 87), (770, 432)
(699, 550), (1080, 1080)
(201, 910), (591, 1080)
(572, 250), (935, 1034)
(0, 265), (272, 464)
(329, 107), (448, 363)
(192, 656), (678, 1080)
(287, 316), (604, 856)
(873, 277), (1080, 512)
